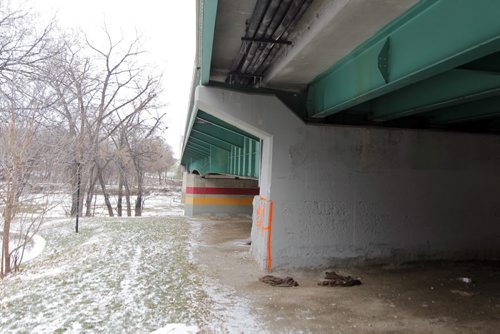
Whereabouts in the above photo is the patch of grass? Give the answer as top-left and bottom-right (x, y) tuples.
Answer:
(0, 216), (213, 332)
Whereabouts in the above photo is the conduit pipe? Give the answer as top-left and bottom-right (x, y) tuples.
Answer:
(226, 0), (313, 86)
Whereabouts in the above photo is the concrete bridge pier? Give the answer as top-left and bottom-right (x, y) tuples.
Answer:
(194, 85), (500, 270)
(183, 172), (259, 217)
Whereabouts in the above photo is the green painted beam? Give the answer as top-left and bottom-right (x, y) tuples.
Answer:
(188, 136), (212, 148)
(187, 138), (211, 150)
(201, 0), (218, 85)
(307, 0), (500, 118)
(186, 140), (210, 153)
(185, 148), (209, 159)
(185, 144), (210, 156)
(193, 123), (245, 147)
(197, 110), (260, 141)
(371, 69), (500, 121)
(188, 137), (218, 152)
(190, 131), (231, 151)
(185, 145), (208, 155)
(181, 108), (260, 178)
(184, 155), (206, 163)
(430, 95), (500, 124)
(184, 150), (208, 160)
(188, 157), (210, 175)
(184, 152), (208, 162)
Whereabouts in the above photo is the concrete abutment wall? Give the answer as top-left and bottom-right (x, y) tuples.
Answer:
(193, 86), (500, 270)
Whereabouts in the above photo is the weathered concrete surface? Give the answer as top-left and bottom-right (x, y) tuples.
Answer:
(181, 171), (188, 203)
(196, 86), (500, 269)
(209, 0), (417, 90)
(265, 0), (418, 90)
(184, 173), (258, 217)
(191, 215), (500, 333)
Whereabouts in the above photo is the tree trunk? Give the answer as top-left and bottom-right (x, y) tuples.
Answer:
(158, 171), (162, 185)
(85, 165), (97, 217)
(2, 216), (11, 276)
(124, 180), (132, 217)
(70, 161), (85, 217)
(117, 174), (123, 217)
(2, 190), (14, 276)
(93, 193), (97, 216)
(134, 194), (142, 216)
(134, 172), (143, 216)
(97, 166), (114, 217)
(70, 162), (79, 217)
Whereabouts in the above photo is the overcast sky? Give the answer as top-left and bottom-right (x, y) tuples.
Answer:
(29, 0), (196, 159)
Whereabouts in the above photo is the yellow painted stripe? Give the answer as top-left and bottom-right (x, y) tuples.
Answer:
(185, 196), (253, 205)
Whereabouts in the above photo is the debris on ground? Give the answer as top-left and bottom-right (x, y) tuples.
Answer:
(451, 289), (476, 297)
(318, 271), (362, 287)
(259, 275), (299, 287)
(457, 277), (474, 285)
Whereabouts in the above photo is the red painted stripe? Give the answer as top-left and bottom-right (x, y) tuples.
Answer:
(186, 187), (259, 195)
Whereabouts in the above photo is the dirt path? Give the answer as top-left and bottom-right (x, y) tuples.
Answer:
(191, 215), (500, 333)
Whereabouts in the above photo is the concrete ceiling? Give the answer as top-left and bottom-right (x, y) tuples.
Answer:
(210, 0), (258, 82)
(265, 0), (418, 90)
(210, 0), (418, 91)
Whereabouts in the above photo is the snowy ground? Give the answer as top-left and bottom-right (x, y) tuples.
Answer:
(0, 192), (237, 333)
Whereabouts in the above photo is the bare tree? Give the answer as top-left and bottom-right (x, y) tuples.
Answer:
(127, 115), (165, 216)
(0, 4), (57, 277)
(0, 4), (169, 277)
(147, 138), (176, 185)
(45, 27), (161, 217)
(0, 4), (55, 85)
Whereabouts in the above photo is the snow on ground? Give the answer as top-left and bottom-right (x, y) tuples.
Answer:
(0, 191), (249, 333)
(142, 193), (184, 217)
(42, 191), (185, 218)
(151, 323), (199, 333)
(0, 216), (212, 332)
(20, 234), (46, 263)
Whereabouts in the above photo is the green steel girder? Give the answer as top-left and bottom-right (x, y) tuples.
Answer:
(188, 158), (209, 175)
(430, 95), (500, 124)
(371, 69), (500, 121)
(186, 138), (210, 151)
(188, 136), (218, 151)
(182, 108), (261, 179)
(186, 146), (210, 157)
(193, 123), (244, 147)
(190, 131), (231, 151)
(184, 148), (208, 160)
(184, 154), (207, 163)
(188, 136), (211, 148)
(186, 145), (210, 157)
(307, 0), (500, 118)
(185, 144), (209, 156)
(197, 111), (260, 141)
(200, 0), (218, 85)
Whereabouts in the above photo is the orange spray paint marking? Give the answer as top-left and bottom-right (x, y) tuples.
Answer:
(255, 199), (265, 229)
(254, 196), (274, 272)
(266, 200), (274, 272)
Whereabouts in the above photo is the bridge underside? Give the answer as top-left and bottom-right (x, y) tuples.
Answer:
(182, 0), (500, 270)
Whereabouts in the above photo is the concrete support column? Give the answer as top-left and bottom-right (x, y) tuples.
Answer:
(195, 85), (500, 270)
(181, 171), (189, 203)
(251, 195), (274, 270)
(183, 174), (259, 217)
